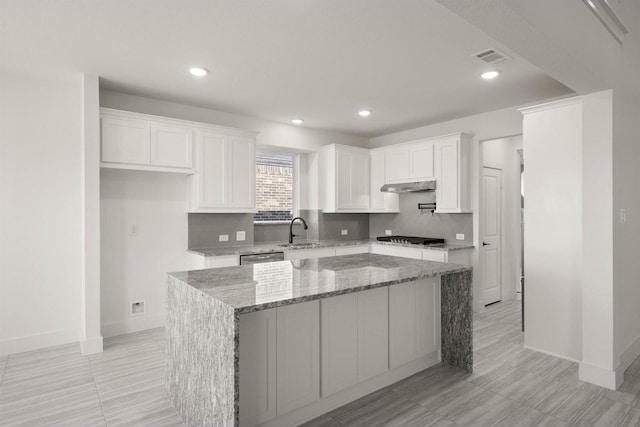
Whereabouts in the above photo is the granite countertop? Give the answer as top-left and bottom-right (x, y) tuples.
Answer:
(188, 239), (474, 257)
(169, 253), (471, 313)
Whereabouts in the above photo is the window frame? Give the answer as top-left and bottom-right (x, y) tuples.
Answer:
(253, 149), (300, 225)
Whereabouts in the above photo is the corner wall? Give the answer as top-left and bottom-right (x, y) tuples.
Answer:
(521, 98), (583, 361)
(0, 72), (84, 355)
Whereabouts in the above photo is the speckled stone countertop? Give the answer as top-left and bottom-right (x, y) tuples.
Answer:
(169, 253), (470, 313)
(188, 239), (474, 257)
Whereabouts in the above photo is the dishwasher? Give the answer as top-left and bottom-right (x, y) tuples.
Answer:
(239, 252), (285, 265)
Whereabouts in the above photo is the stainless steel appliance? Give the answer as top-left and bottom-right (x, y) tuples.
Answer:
(380, 180), (436, 193)
(239, 252), (285, 265)
(376, 235), (445, 246)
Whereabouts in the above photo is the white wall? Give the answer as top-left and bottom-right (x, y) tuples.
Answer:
(100, 169), (191, 337)
(482, 135), (523, 302)
(521, 98), (583, 361)
(100, 90), (369, 152)
(369, 107), (522, 149)
(0, 72), (84, 355)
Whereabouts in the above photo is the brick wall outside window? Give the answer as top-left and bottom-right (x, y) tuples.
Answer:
(255, 153), (294, 222)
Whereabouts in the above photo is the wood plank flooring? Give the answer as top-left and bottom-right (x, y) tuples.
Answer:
(1, 300), (640, 426)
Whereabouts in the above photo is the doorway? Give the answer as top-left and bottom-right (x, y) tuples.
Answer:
(482, 167), (502, 305)
(479, 136), (523, 324)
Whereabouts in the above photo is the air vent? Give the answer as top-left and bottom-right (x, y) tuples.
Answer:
(474, 48), (510, 64)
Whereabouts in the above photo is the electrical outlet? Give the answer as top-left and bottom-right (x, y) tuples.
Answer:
(219, 234), (229, 242)
(620, 209), (627, 224)
(130, 300), (146, 316)
(341, 229), (348, 236)
(385, 230), (392, 236)
(456, 233), (465, 240)
(236, 231), (246, 241)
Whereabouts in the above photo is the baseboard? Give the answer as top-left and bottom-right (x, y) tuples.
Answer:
(101, 314), (165, 338)
(618, 335), (640, 377)
(0, 328), (80, 356)
(579, 361), (621, 390)
(80, 335), (104, 355)
(256, 352), (440, 427)
(523, 344), (579, 362)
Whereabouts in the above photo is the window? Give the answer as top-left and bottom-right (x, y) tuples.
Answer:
(254, 151), (297, 223)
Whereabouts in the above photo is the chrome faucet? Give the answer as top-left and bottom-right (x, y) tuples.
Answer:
(288, 217), (308, 244)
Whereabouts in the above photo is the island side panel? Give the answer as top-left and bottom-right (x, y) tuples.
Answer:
(166, 276), (237, 427)
(440, 269), (473, 372)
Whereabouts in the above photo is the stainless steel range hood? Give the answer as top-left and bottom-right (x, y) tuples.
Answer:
(380, 180), (436, 193)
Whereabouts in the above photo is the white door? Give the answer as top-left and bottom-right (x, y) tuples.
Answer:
(483, 167), (502, 305)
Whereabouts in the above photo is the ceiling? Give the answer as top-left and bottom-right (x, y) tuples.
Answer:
(0, 0), (573, 137)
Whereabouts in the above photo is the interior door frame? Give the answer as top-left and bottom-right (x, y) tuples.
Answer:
(481, 163), (503, 305)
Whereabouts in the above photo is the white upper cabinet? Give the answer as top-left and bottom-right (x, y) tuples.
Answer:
(319, 145), (370, 213)
(434, 133), (472, 213)
(369, 149), (399, 213)
(384, 140), (435, 184)
(100, 109), (193, 173)
(190, 130), (256, 213)
(150, 124), (193, 168)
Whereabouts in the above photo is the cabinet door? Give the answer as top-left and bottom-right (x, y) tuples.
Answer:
(415, 278), (438, 358)
(389, 280), (439, 369)
(434, 138), (459, 210)
(409, 143), (434, 180)
(335, 245), (370, 256)
(385, 149), (410, 183)
(204, 255), (239, 268)
(389, 282), (417, 369)
(276, 300), (320, 415)
(239, 309), (277, 427)
(321, 294), (359, 396)
(150, 124), (193, 168)
(285, 247), (336, 261)
(422, 250), (447, 263)
(370, 150), (399, 213)
(336, 148), (369, 210)
(370, 244), (423, 260)
(358, 287), (389, 381)
(101, 117), (150, 165)
(227, 135), (255, 209)
(198, 132), (226, 208)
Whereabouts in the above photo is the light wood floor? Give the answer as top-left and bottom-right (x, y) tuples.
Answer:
(2, 300), (640, 426)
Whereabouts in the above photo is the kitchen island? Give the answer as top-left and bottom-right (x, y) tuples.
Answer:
(166, 253), (472, 427)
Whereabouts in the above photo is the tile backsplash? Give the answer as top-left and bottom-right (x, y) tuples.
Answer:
(369, 192), (473, 244)
(188, 213), (254, 249)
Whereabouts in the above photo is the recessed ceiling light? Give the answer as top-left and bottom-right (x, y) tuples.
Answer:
(358, 110), (372, 117)
(189, 67), (208, 77)
(481, 71), (500, 80)
(291, 119), (303, 125)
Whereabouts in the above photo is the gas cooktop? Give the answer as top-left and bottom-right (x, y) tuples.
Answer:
(376, 235), (445, 246)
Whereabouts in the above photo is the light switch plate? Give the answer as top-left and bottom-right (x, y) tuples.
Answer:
(219, 234), (229, 242)
(385, 230), (392, 236)
(341, 229), (348, 235)
(236, 231), (246, 241)
(456, 233), (465, 240)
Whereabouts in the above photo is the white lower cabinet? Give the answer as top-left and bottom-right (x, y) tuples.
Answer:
(321, 293), (359, 396)
(370, 243), (423, 260)
(321, 287), (389, 396)
(334, 245), (370, 256)
(285, 247), (336, 260)
(357, 287), (389, 381)
(389, 278), (438, 369)
(239, 282), (437, 427)
(239, 309), (277, 427)
(276, 300), (320, 415)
